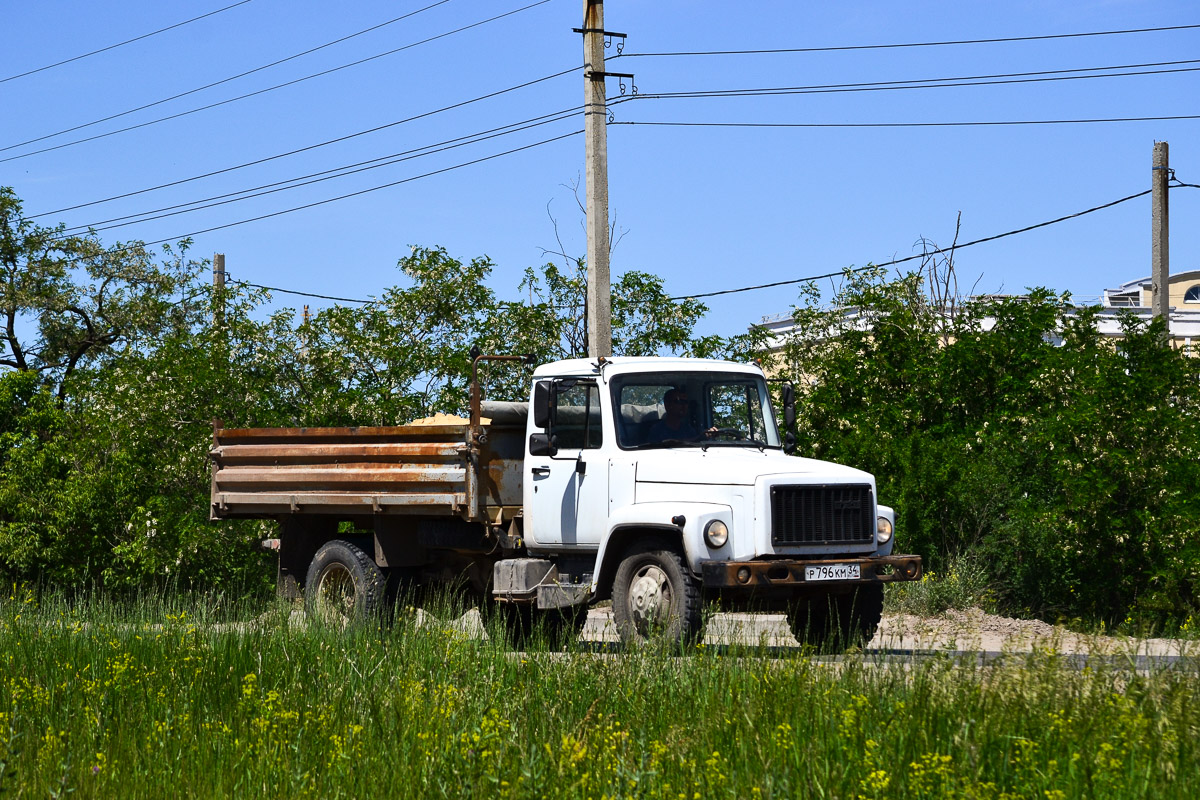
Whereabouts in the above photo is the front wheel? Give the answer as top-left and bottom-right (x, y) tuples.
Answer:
(305, 539), (386, 625)
(611, 542), (703, 648)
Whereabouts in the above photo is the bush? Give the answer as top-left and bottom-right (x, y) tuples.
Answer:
(781, 266), (1200, 626)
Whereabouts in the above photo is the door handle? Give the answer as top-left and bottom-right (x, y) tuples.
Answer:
(531, 466), (551, 476)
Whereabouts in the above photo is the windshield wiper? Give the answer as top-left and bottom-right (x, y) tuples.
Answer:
(629, 438), (702, 450)
(701, 439), (772, 452)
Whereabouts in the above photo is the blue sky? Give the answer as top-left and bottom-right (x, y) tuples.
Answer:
(2, 0), (1198, 339)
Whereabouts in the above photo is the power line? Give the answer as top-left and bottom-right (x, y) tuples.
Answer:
(665, 190), (1154, 303)
(225, 280), (591, 308)
(0, 0), (553, 163)
(25, 65), (578, 220)
(613, 114), (1200, 129)
(228, 279), (572, 307)
(617, 23), (1200, 58)
(622, 59), (1200, 103)
(74, 129), (582, 257)
(61, 110), (583, 235)
(1, 0), (452, 154)
(228, 279), (375, 304)
(221, 186), (1166, 308)
(0, 1), (254, 84)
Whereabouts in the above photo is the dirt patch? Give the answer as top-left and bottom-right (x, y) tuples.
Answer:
(876, 607), (1190, 656)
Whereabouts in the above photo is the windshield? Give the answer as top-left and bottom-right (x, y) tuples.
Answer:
(610, 371), (781, 449)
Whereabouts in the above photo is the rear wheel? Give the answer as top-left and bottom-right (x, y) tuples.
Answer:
(305, 539), (386, 625)
(611, 542), (703, 648)
(788, 584), (883, 651)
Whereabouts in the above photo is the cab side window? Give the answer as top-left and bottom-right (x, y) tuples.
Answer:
(554, 383), (602, 449)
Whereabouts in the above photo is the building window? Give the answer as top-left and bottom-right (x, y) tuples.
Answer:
(1186, 285), (1200, 303)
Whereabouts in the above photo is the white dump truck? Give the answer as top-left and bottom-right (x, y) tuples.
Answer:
(210, 355), (921, 648)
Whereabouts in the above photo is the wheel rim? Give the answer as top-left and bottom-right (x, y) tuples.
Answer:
(314, 564), (356, 624)
(628, 563), (672, 636)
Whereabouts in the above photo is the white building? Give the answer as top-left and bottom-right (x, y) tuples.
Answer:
(760, 271), (1200, 353)
(1098, 270), (1200, 348)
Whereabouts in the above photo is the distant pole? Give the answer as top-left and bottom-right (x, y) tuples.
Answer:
(213, 252), (226, 328)
(1151, 141), (1169, 337)
(301, 304), (310, 359)
(583, 0), (611, 357)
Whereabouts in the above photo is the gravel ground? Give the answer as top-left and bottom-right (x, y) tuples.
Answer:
(370, 607), (1193, 656)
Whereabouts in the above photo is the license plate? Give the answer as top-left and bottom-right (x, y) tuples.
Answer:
(805, 563), (860, 582)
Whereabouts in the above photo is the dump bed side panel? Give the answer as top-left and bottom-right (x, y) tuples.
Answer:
(210, 424), (472, 519)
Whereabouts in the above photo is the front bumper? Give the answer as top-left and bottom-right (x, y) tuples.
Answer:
(701, 554), (922, 589)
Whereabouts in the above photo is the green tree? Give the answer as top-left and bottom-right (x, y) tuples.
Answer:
(0, 188), (190, 398)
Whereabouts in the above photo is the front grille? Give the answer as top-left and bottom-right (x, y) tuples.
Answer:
(770, 484), (874, 546)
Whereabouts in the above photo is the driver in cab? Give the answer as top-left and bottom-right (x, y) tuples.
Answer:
(645, 388), (718, 443)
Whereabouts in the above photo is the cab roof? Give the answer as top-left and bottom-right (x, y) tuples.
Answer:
(531, 356), (765, 379)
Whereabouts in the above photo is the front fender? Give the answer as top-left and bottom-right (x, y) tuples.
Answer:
(591, 501), (734, 594)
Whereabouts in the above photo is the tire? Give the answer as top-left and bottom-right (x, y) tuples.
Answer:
(788, 584), (883, 651)
(305, 539), (386, 625)
(492, 602), (589, 650)
(611, 541), (703, 648)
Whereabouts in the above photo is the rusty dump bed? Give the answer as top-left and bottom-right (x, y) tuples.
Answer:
(210, 411), (524, 521)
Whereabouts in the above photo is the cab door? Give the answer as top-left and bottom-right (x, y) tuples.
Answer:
(525, 379), (609, 548)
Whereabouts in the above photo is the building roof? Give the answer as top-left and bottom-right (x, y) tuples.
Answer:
(1104, 271), (1200, 292)
(1106, 269), (1200, 294)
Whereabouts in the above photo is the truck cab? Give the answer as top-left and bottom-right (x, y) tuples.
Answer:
(494, 357), (921, 647)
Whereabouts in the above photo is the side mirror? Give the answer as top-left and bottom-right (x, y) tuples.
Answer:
(528, 432), (558, 457)
(782, 383), (796, 429)
(532, 381), (554, 429)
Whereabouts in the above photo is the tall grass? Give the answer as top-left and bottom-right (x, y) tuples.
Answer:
(1, 585), (1196, 798)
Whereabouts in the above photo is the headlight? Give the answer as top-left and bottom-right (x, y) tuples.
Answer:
(704, 519), (729, 548)
(876, 516), (893, 544)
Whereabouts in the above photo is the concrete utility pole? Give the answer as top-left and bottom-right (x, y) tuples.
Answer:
(1151, 141), (1170, 330)
(301, 305), (311, 360)
(212, 252), (226, 327)
(583, 0), (611, 357)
